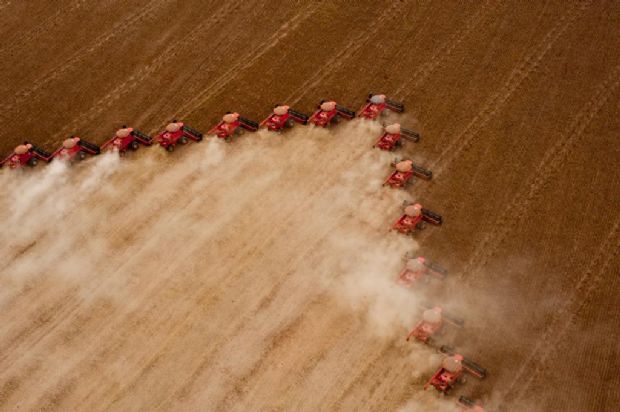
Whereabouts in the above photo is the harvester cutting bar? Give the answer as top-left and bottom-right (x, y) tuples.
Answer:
(239, 116), (259, 131)
(423, 260), (448, 278)
(401, 127), (420, 142)
(386, 98), (405, 112)
(132, 129), (153, 145)
(335, 104), (356, 119)
(182, 124), (204, 138)
(458, 396), (477, 408)
(422, 208), (443, 225)
(31, 145), (52, 159)
(412, 164), (432, 180)
(288, 108), (309, 124)
(77, 139), (101, 154)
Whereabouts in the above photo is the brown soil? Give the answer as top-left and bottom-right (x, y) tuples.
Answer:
(1, 1), (619, 411)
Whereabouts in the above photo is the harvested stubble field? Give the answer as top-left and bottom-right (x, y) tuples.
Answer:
(0, 1), (619, 411)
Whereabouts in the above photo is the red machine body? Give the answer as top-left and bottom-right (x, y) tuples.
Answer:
(406, 306), (463, 344)
(260, 105), (309, 132)
(407, 307), (444, 343)
(457, 396), (487, 412)
(391, 201), (442, 235)
(208, 112), (259, 141)
(358, 94), (404, 120)
(424, 346), (486, 394)
(101, 127), (153, 153)
(383, 158), (432, 188)
(374, 123), (420, 151)
(397, 255), (447, 287)
(0, 142), (52, 169)
(155, 121), (203, 152)
(308, 100), (355, 127)
(51, 137), (100, 162)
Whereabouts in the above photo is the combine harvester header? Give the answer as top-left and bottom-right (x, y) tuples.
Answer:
(101, 126), (152, 153)
(0, 142), (52, 169)
(358, 93), (404, 120)
(261, 105), (309, 132)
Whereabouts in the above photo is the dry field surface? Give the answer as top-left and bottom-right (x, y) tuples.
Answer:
(0, 1), (619, 411)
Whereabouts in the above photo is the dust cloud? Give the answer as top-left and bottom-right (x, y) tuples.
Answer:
(0, 120), (456, 410)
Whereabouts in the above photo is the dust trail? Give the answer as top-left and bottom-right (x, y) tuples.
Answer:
(0, 119), (454, 411)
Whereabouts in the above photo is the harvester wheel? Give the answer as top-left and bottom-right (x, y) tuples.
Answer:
(179, 137), (188, 145)
(416, 221), (426, 230)
(166, 145), (174, 152)
(196, 135), (203, 142)
(285, 118), (295, 128)
(28, 157), (38, 167)
(331, 115), (341, 125)
(235, 127), (245, 136)
(77, 151), (87, 160)
(130, 141), (140, 151)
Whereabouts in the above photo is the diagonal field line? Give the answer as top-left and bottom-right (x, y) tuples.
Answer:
(497, 216), (620, 408)
(429, 1), (591, 176)
(461, 64), (620, 276)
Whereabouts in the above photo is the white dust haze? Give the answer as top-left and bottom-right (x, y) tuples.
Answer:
(0, 120), (458, 411)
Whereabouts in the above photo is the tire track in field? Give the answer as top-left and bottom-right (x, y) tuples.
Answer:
(0, 0), (167, 116)
(429, 1), (590, 176)
(498, 217), (620, 409)
(395, 0), (496, 96)
(178, 3), (318, 119)
(48, 1), (235, 141)
(0, 0), (82, 59)
(460, 64), (620, 276)
(285, 2), (402, 105)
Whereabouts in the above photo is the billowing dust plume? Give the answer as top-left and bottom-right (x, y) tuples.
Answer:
(0, 120), (456, 411)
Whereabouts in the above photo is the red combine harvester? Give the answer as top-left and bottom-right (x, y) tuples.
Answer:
(51, 136), (100, 162)
(397, 255), (447, 287)
(406, 306), (463, 344)
(424, 346), (486, 394)
(208, 112), (259, 141)
(155, 120), (203, 152)
(101, 126), (153, 153)
(358, 93), (404, 120)
(373, 123), (420, 151)
(458, 396), (487, 412)
(308, 100), (355, 127)
(383, 158), (432, 188)
(260, 105), (309, 132)
(0, 142), (52, 169)
(391, 201), (442, 235)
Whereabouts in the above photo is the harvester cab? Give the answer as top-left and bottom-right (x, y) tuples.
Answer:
(309, 100), (355, 127)
(51, 136), (101, 162)
(101, 126), (153, 153)
(391, 201), (442, 235)
(406, 306), (463, 344)
(0, 142), (52, 169)
(373, 123), (420, 151)
(424, 346), (486, 394)
(260, 105), (309, 132)
(383, 158), (432, 188)
(358, 93), (405, 120)
(397, 254), (447, 287)
(208, 112), (259, 141)
(156, 120), (203, 152)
